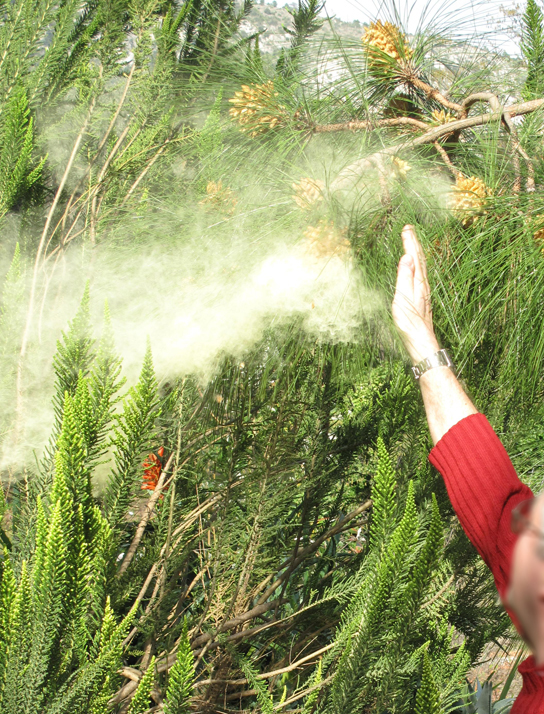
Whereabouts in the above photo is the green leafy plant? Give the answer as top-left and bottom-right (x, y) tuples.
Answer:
(0, 1), (538, 711)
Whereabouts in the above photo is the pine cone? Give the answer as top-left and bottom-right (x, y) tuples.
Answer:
(449, 175), (492, 226)
(292, 177), (325, 210)
(229, 82), (289, 137)
(392, 156), (411, 179)
(362, 21), (412, 75)
(303, 220), (351, 259)
(430, 109), (456, 124)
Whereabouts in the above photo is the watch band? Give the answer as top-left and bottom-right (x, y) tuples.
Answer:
(411, 348), (455, 381)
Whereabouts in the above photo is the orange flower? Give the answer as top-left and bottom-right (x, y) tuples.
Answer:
(142, 446), (166, 492)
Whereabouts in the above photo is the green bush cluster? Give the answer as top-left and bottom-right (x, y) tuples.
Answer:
(0, 0), (541, 711)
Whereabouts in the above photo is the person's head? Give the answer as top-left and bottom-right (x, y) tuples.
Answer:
(507, 493), (544, 663)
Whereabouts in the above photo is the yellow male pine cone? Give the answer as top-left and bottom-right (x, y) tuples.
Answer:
(303, 220), (351, 259)
(431, 109), (456, 125)
(362, 20), (412, 75)
(292, 178), (325, 210)
(392, 156), (411, 179)
(229, 82), (289, 137)
(449, 175), (492, 226)
(199, 180), (237, 215)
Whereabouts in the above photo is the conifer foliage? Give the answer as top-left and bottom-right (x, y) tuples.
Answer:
(0, 0), (539, 711)
(164, 622), (194, 714)
(522, 0), (544, 99)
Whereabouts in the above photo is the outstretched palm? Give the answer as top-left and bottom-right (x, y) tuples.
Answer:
(392, 225), (439, 364)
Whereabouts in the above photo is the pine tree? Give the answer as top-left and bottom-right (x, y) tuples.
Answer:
(237, 653), (274, 714)
(89, 302), (125, 468)
(0, 243), (26, 443)
(87, 597), (126, 713)
(197, 88), (224, 169)
(26, 499), (70, 710)
(0, 553), (16, 696)
(2, 560), (32, 710)
(87, 507), (115, 628)
(302, 659), (322, 714)
(276, 0), (323, 78)
(156, 2), (194, 74)
(32, 496), (48, 594)
(521, 0), (544, 99)
(55, 391), (94, 539)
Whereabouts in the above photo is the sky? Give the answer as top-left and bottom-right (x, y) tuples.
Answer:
(320, 0), (522, 55)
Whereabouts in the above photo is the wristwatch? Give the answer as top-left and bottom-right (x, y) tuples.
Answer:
(411, 348), (455, 381)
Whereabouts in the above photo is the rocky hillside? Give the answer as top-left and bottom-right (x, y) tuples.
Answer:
(237, 1), (526, 96)
(238, 1), (365, 64)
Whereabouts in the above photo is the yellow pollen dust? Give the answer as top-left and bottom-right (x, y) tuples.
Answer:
(292, 178), (325, 210)
(303, 220), (351, 259)
(392, 156), (411, 179)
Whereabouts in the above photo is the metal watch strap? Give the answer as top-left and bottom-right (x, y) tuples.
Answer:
(412, 348), (454, 381)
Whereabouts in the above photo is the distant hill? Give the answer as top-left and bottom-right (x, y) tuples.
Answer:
(238, 1), (365, 64)
(236, 1), (526, 97)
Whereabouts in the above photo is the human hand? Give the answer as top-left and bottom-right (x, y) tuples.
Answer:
(392, 225), (440, 365)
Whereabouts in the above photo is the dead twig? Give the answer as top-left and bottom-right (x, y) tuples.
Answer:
(257, 499), (372, 605)
(117, 454), (175, 577)
(191, 643), (334, 687)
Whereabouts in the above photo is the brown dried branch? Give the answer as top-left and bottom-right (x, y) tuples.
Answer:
(313, 117), (429, 133)
(273, 676), (334, 710)
(317, 97), (543, 146)
(59, 64), (136, 234)
(257, 499), (372, 605)
(432, 141), (459, 178)
(330, 98), (544, 193)
(117, 454), (175, 577)
(213, 675), (333, 708)
(119, 141), (170, 209)
(191, 643), (334, 687)
(405, 75), (462, 113)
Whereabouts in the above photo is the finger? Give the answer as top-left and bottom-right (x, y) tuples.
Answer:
(394, 254), (415, 305)
(402, 225), (427, 312)
(401, 225), (423, 278)
(414, 231), (429, 284)
(403, 225), (431, 313)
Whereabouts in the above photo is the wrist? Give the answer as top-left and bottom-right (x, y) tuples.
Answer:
(405, 336), (441, 366)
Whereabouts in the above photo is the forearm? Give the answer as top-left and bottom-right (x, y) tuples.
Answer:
(418, 364), (478, 445)
(391, 224), (478, 444)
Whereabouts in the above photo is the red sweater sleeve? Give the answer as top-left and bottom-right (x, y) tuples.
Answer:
(429, 413), (533, 598)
